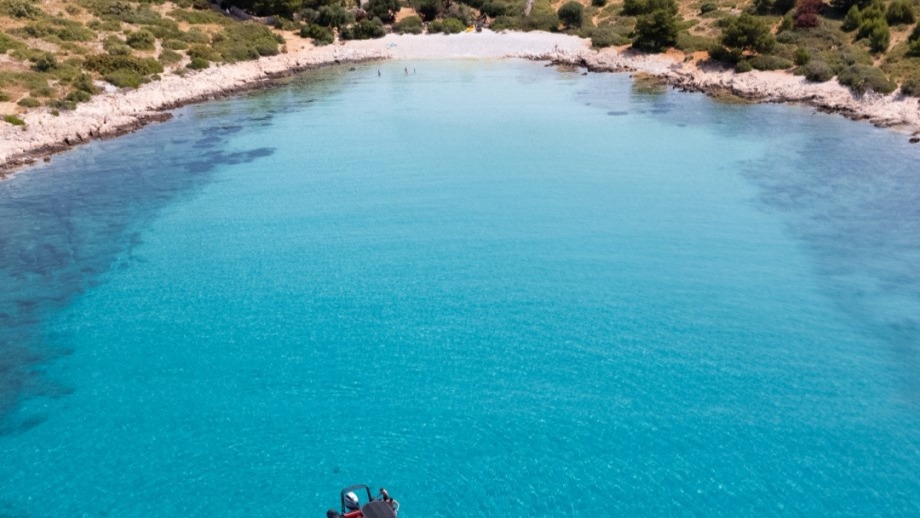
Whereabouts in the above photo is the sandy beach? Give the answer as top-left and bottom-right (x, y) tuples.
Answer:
(1, 30), (919, 177)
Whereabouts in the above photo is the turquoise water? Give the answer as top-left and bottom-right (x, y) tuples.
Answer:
(1, 60), (919, 516)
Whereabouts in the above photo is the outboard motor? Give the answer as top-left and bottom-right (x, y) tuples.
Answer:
(344, 491), (360, 511)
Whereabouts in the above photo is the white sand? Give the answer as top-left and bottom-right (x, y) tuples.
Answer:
(1, 30), (918, 175)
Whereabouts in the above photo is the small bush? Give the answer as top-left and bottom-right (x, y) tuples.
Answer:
(366, 0), (399, 22)
(3, 114), (25, 126)
(84, 54), (164, 75)
(103, 36), (133, 55)
(901, 78), (920, 96)
(909, 38), (920, 57)
(159, 49), (183, 65)
(393, 16), (424, 34)
(837, 64), (896, 94)
(65, 89), (92, 103)
(187, 57), (209, 70)
(315, 5), (353, 27)
(187, 44), (221, 62)
(735, 60), (753, 72)
(17, 96), (40, 108)
(445, 17), (468, 32)
(30, 53), (57, 72)
(1, 0), (43, 18)
(340, 19), (386, 39)
(0, 91), (8, 102)
(300, 24), (334, 45)
(481, 2), (507, 17)
(591, 27), (630, 47)
(592, 0), (606, 6)
(212, 23), (283, 62)
(804, 60), (833, 81)
(103, 69), (144, 88)
(126, 30), (156, 50)
(558, 1), (584, 29)
(859, 17), (890, 52)
(794, 47), (811, 65)
(46, 98), (75, 111)
(886, 0), (915, 25)
(700, 1), (718, 14)
(162, 39), (188, 50)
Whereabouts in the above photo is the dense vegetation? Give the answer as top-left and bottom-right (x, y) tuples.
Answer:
(2, 0), (920, 125)
(0, 0), (282, 120)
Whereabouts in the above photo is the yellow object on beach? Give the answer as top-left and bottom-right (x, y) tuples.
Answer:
(465, 26), (474, 32)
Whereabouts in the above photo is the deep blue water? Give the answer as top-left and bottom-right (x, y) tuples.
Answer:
(1, 60), (919, 516)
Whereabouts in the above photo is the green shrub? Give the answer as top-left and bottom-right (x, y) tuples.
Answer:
(591, 27), (630, 47)
(911, 22), (920, 42)
(300, 24), (334, 45)
(159, 49), (183, 65)
(187, 44), (220, 62)
(901, 78), (920, 96)
(340, 18), (386, 39)
(393, 15), (424, 34)
(314, 5), (352, 27)
(65, 89), (92, 103)
(592, 0), (606, 6)
(709, 42), (743, 63)
(0, 0), (44, 18)
(179, 28), (210, 44)
(858, 17), (889, 52)
(126, 30), (156, 50)
(558, 1), (584, 29)
(366, 0), (399, 22)
(0, 91), (8, 102)
(906, 38), (920, 56)
(3, 114), (25, 126)
(623, 0), (677, 15)
(489, 15), (520, 31)
(837, 64), (896, 94)
(84, 54), (164, 75)
(103, 35), (133, 55)
(700, 1), (718, 14)
(46, 98), (76, 110)
(162, 39), (188, 50)
(481, 2), (507, 17)
(633, 8), (678, 52)
(103, 69), (144, 88)
(430, 17), (467, 33)
(735, 59), (753, 72)
(30, 53), (57, 72)
(187, 57), (209, 70)
(212, 23), (283, 62)
(794, 47), (811, 65)
(749, 54), (793, 70)
(886, 0), (915, 25)
(73, 73), (97, 94)
(170, 8), (231, 25)
(17, 96), (40, 108)
(522, 9), (560, 31)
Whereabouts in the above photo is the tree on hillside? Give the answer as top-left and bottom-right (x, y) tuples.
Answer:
(557, 1), (584, 29)
(622, 0), (677, 16)
(633, 7), (678, 51)
(367, 0), (399, 22)
(720, 13), (775, 53)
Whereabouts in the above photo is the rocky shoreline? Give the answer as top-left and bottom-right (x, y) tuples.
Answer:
(2, 31), (919, 179)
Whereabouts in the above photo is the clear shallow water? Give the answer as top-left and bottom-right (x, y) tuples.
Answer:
(1, 60), (919, 516)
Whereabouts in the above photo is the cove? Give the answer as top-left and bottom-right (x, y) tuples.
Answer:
(0, 60), (918, 516)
